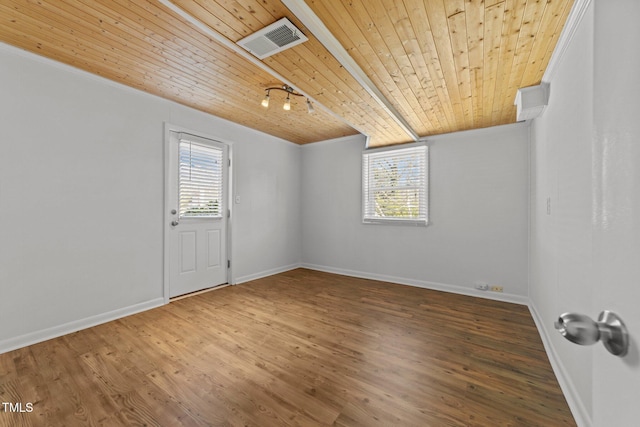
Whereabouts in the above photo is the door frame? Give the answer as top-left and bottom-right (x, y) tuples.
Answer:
(163, 122), (234, 303)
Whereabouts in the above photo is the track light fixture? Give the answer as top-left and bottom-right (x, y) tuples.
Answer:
(261, 85), (313, 113)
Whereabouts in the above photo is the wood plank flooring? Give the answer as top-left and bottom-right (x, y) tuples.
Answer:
(0, 269), (576, 426)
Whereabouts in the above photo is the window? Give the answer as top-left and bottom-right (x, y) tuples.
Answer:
(362, 144), (428, 225)
(179, 137), (223, 218)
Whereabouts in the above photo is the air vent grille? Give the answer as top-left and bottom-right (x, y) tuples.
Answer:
(237, 18), (308, 59)
(265, 25), (301, 47)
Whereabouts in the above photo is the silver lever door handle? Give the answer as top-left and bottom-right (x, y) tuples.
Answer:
(171, 220), (179, 226)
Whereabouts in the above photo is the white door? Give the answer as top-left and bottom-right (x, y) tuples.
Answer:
(166, 131), (228, 298)
(592, 1), (640, 424)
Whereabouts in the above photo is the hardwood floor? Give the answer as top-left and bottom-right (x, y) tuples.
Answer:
(0, 269), (575, 426)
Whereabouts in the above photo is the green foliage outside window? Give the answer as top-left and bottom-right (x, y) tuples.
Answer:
(370, 158), (421, 219)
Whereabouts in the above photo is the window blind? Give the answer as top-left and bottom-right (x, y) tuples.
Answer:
(362, 145), (428, 225)
(179, 138), (223, 218)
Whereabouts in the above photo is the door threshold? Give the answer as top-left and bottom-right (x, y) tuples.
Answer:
(170, 283), (231, 302)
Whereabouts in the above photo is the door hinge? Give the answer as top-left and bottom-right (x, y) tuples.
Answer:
(227, 260), (231, 268)
(227, 209), (230, 218)
(228, 158), (231, 167)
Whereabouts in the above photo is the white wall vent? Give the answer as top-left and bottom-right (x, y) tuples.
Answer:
(237, 17), (308, 59)
(515, 83), (550, 121)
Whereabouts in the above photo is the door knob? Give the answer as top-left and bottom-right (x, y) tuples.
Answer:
(555, 310), (629, 357)
(171, 220), (179, 226)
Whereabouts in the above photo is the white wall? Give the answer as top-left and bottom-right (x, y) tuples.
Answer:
(529, 2), (595, 423)
(0, 43), (301, 352)
(230, 132), (302, 283)
(301, 125), (530, 303)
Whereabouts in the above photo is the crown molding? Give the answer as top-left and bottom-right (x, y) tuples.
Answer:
(542, 0), (593, 83)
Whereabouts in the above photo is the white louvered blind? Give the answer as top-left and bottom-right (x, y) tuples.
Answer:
(362, 145), (428, 225)
(179, 138), (223, 218)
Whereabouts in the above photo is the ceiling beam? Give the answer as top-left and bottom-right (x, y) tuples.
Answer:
(282, 0), (419, 143)
(156, 0), (365, 139)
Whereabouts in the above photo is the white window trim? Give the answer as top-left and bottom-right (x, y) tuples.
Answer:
(362, 142), (429, 226)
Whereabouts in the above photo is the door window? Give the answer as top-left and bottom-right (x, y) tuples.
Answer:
(179, 139), (223, 219)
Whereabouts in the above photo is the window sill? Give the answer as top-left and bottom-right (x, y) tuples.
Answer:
(363, 218), (428, 227)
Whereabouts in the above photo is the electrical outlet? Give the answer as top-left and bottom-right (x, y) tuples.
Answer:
(490, 285), (504, 293)
(475, 283), (489, 291)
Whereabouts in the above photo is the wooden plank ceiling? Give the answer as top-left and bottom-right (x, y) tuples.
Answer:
(0, 0), (574, 146)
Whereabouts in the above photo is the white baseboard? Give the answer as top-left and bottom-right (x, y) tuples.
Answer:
(528, 302), (592, 427)
(0, 298), (165, 355)
(234, 263), (302, 285)
(300, 263), (529, 305)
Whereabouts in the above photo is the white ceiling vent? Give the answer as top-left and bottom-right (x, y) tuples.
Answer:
(237, 18), (308, 59)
